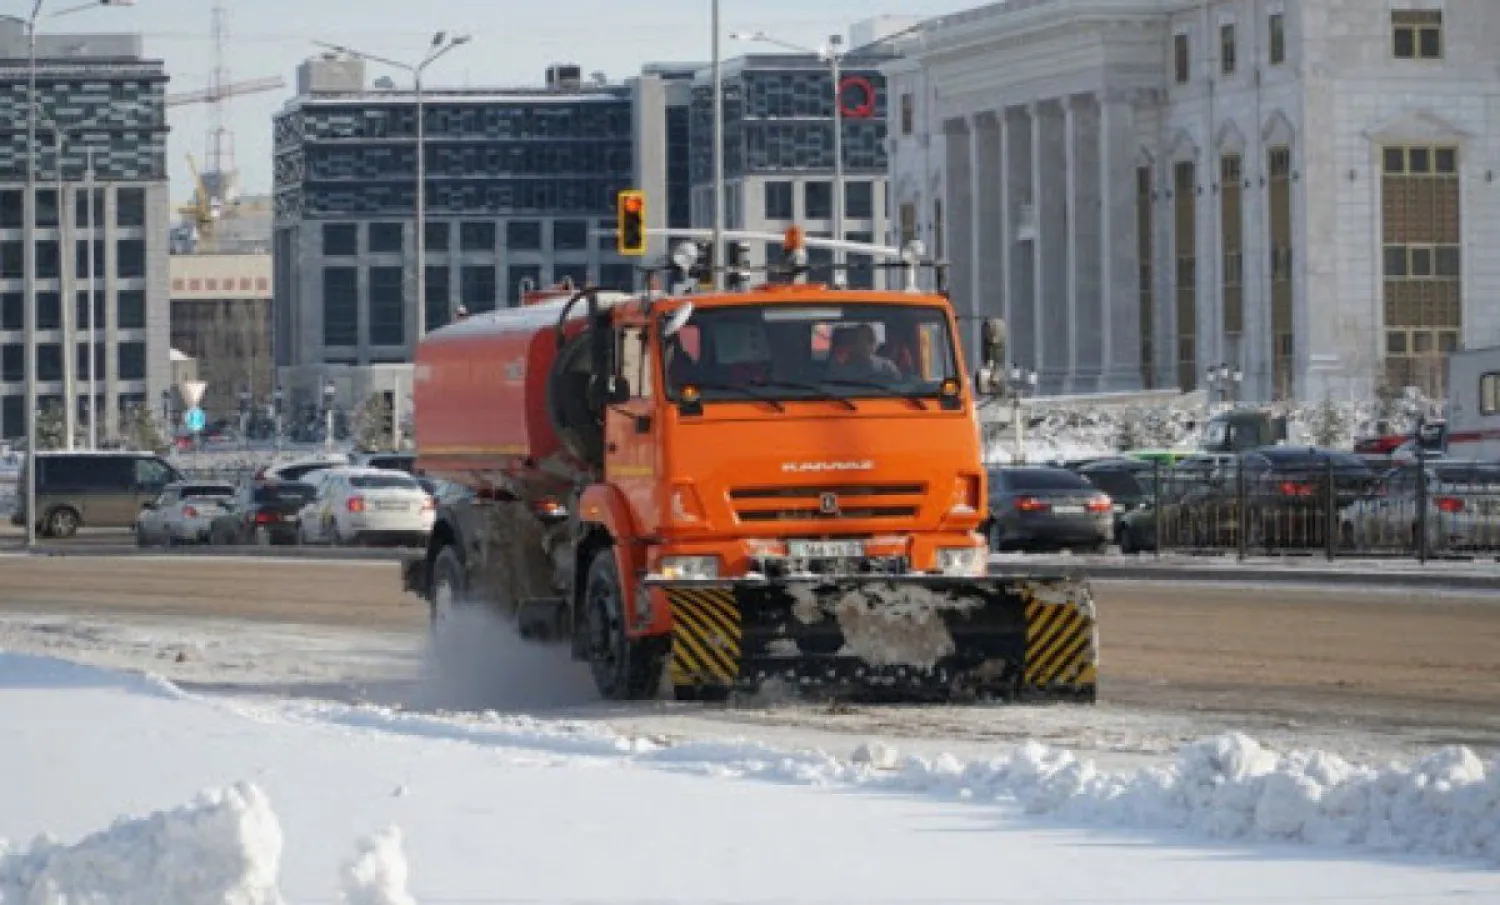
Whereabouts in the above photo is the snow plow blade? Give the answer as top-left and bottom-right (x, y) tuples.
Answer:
(647, 575), (1097, 703)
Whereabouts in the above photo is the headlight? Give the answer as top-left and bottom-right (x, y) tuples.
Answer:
(658, 555), (719, 581)
(936, 547), (986, 577)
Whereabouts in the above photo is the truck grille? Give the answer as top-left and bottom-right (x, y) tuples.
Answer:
(729, 483), (925, 523)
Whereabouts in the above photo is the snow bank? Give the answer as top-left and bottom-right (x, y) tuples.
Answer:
(0, 782), (285, 905)
(340, 827), (417, 905)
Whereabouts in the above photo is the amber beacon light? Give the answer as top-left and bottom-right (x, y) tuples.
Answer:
(617, 190), (646, 255)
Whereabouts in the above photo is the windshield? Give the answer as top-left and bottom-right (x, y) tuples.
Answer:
(662, 302), (959, 403)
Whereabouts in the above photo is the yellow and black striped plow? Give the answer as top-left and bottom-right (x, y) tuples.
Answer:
(1019, 579), (1098, 701)
(653, 575), (1097, 704)
(664, 586), (743, 688)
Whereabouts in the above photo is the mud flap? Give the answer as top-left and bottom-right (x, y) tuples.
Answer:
(648, 576), (1097, 703)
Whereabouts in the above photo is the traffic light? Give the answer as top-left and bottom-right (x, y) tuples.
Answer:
(617, 190), (646, 255)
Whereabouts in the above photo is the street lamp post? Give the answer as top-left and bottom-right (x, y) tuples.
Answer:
(710, 0), (724, 290)
(13, 0), (132, 546)
(1007, 367), (1039, 465)
(732, 30), (847, 282)
(312, 33), (470, 345)
(1206, 363), (1244, 410)
(84, 146), (95, 449)
(322, 380), (336, 454)
(271, 385), (283, 452)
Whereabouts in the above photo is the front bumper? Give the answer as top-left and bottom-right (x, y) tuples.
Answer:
(644, 573), (1097, 703)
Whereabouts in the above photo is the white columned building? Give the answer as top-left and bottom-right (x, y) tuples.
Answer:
(886, 0), (1500, 402)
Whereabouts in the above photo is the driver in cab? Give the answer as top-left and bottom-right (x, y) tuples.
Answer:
(826, 323), (900, 382)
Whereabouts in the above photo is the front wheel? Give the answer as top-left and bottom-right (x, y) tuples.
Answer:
(583, 546), (666, 701)
(428, 545), (469, 630)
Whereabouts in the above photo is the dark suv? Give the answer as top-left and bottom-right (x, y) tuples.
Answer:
(11, 451), (184, 538)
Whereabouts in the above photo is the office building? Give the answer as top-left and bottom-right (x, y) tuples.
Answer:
(688, 39), (901, 286)
(0, 22), (170, 441)
(629, 62), (701, 258)
(272, 56), (639, 409)
(886, 0), (1500, 400)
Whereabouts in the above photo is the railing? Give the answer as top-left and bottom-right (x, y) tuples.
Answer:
(1116, 456), (1500, 561)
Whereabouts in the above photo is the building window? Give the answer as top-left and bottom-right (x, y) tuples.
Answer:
(1267, 145), (1294, 399)
(1268, 12), (1286, 64)
(1173, 160), (1197, 392)
(117, 341), (146, 380)
(1136, 167), (1155, 389)
(505, 221), (540, 251)
(598, 263), (634, 292)
(36, 189), (57, 228)
(1, 343), (21, 382)
(899, 92), (914, 136)
(845, 181), (874, 219)
(74, 188), (104, 228)
(1392, 10), (1442, 59)
(116, 188), (146, 227)
(424, 221), (450, 253)
(1, 395), (19, 438)
(506, 265), (541, 302)
(553, 263), (588, 288)
(36, 240), (59, 279)
(368, 266), (404, 346)
(368, 222), (404, 254)
(1220, 154), (1243, 365)
(116, 289), (145, 329)
(424, 266), (450, 332)
(0, 292), (19, 330)
(461, 265), (497, 313)
(1174, 32), (1191, 83)
(39, 343), (61, 381)
(116, 239), (146, 278)
(1220, 23), (1237, 74)
(322, 223), (357, 256)
(805, 181), (832, 220)
(1481, 373), (1500, 416)
(1382, 144), (1461, 396)
(0, 190), (19, 228)
(322, 266), (358, 347)
(898, 202), (917, 245)
(764, 181), (793, 220)
(75, 239), (104, 278)
(37, 291), (59, 330)
(553, 220), (588, 251)
(460, 221), (497, 252)
(0, 242), (20, 279)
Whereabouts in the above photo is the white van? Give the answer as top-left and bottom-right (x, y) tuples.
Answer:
(1444, 346), (1500, 461)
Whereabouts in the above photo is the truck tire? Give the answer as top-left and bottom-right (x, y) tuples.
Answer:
(428, 545), (470, 630)
(583, 546), (666, 701)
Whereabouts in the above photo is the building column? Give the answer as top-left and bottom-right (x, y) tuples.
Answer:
(1006, 107), (1036, 372)
(1099, 92), (1141, 390)
(1069, 94), (1104, 392)
(943, 117), (975, 353)
(997, 108), (1013, 365)
(974, 111), (1003, 343)
(1034, 100), (1068, 394)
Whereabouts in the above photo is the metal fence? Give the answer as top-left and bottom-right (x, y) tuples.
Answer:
(1113, 455), (1500, 561)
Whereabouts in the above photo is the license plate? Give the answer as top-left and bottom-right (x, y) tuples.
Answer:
(376, 501), (409, 511)
(788, 539), (865, 559)
(1053, 505), (1085, 515)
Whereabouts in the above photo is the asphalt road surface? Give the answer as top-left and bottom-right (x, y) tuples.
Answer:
(3, 554), (1498, 756)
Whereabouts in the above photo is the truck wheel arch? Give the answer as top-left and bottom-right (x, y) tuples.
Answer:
(574, 485), (650, 639)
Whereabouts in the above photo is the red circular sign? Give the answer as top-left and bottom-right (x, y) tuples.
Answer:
(838, 75), (876, 119)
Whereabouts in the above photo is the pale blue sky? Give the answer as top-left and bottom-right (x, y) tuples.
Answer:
(30, 0), (976, 203)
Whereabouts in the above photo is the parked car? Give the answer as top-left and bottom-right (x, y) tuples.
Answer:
(12, 450), (183, 538)
(206, 480), (318, 546)
(353, 451), (416, 474)
(254, 454), (350, 483)
(295, 467), (434, 547)
(1077, 458), (1157, 540)
(1340, 461), (1500, 554)
(134, 482), (238, 546)
(984, 466), (1113, 552)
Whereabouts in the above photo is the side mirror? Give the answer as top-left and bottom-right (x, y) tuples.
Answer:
(981, 318), (1007, 369)
(663, 302), (694, 338)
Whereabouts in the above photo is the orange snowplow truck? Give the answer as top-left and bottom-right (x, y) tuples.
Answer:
(402, 233), (1097, 703)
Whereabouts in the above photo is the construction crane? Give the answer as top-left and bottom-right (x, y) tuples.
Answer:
(168, 0), (284, 249)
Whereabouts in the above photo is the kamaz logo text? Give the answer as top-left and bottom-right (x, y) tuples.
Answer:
(781, 461), (875, 473)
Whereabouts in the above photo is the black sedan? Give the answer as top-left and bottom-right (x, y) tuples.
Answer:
(207, 480), (318, 546)
(984, 466), (1114, 553)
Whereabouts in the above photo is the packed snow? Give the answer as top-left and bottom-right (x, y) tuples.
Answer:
(2, 643), (1499, 903)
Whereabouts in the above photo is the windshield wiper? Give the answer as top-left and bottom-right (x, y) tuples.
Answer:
(819, 378), (930, 410)
(673, 380), (786, 412)
(758, 380), (858, 411)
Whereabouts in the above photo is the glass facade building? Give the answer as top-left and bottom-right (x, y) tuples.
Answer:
(272, 57), (640, 398)
(0, 28), (171, 442)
